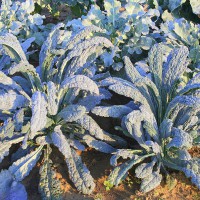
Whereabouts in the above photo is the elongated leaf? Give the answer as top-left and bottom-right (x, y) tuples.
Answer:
(107, 155), (152, 186)
(0, 90), (27, 111)
(11, 146), (34, 163)
(9, 146), (43, 181)
(76, 115), (106, 140)
(183, 159), (200, 189)
(163, 46), (189, 94)
(30, 91), (47, 139)
(92, 105), (132, 118)
(159, 119), (173, 138)
(61, 75), (99, 95)
(124, 56), (142, 83)
(83, 135), (116, 153)
(14, 108), (24, 132)
(148, 44), (163, 90)
(66, 25), (105, 50)
(110, 149), (137, 166)
(165, 95), (200, 120)
(108, 83), (150, 111)
(39, 23), (64, 80)
(51, 126), (95, 194)
(124, 110), (146, 146)
(0, 34), (27, 62)
(8, 61), (36, 75)
(0, 71), (30, 100)
(12, 76), (32, 95)
(47, 81), (58, 115)
(140, 172), (162, 193)
(58, 105), (86, 122)
(39, 147), (63, 200)
(178, 73), (200, 95)
(166, 128), (193, 149)
(0, 137), (23, 163)
(135, 159), (156, 179)
(1, 117), (15, 139)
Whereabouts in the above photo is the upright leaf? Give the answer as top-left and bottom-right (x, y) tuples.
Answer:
(30, 91), (47, 139)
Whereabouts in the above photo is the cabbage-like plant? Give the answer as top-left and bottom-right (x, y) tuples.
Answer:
(92, 44), (200, 192)
(150, 0), (200, 18)
(0, 24), (126, 199)
(35, 0), (93, 17)
(67, 0), (160, 70)
(161, 17), (200, 69)
(0, 0), (50, 46)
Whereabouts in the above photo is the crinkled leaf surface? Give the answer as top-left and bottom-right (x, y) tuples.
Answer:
(9, 146), (43, 181)
(30, 91), (47, 139)
(51, 126), (95, 194)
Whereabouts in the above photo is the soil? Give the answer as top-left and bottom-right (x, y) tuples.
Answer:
(16, 147), (199, 200)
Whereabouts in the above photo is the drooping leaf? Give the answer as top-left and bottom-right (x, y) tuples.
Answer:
(135, 159), (156, 179)
(58, 105), (86, 122)
(107, 155), (152, 187)
(0, 34), (27, 62)
(61, 75), (99, 95)
(9, 146), (43, 181)
(76, 115), (106, 140)
(0, 137), (23, 163)
(183, 158), (200, 189)
(83, 135), (116, 153)
(39, 147), (63, 200)
(140, 172), (162, 193)
(91, 105), (132, 118)
(166, 128), (193, 149)
(51, 126), (95, 194)
(0, 90), (27, 111)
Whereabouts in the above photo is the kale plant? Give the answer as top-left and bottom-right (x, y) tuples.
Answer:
(68, 0), (160, 70)
(92, 44), (200, 192)
(0, 0), (51, 46)
(0, 24), (126, 199)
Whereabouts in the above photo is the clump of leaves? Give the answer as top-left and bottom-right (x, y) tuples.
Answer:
(150, 0), (200, 20)
(92, 44), (200, 192)
(160, 17), (200, 69)
(68, 0), (160, 70)
(0, 0), (51, 46)
(0, 24), (126, 198)
(35, 0), (95, 18)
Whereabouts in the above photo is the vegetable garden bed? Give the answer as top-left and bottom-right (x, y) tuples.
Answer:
(0, 0), (199, 199)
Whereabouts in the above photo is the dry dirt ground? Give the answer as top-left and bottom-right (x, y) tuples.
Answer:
(4, 146), (197, 200)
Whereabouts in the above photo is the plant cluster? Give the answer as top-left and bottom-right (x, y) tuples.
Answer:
(34, 0), (95, 18)
(68, 0), (160, 70)
(0, 0), (51, 46)
(0, 0), (199, 199)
